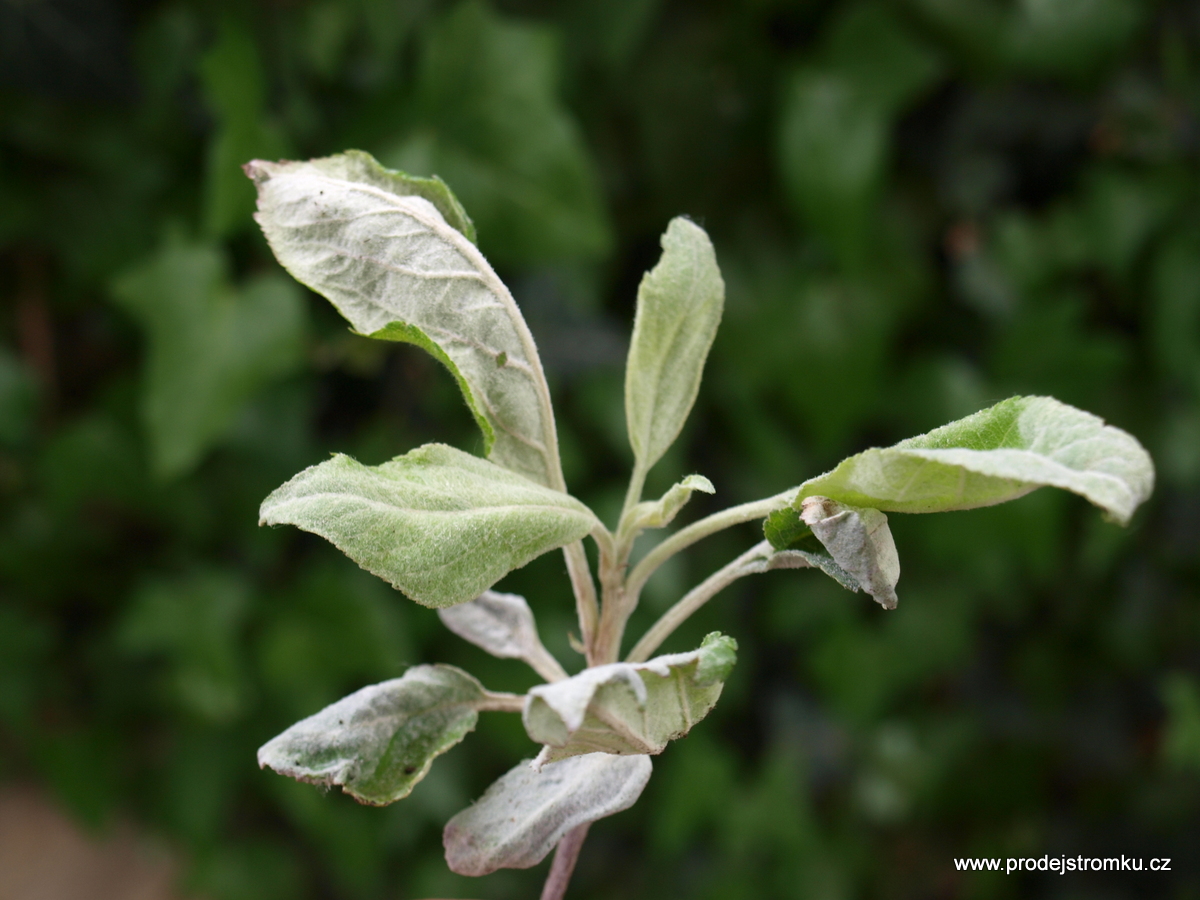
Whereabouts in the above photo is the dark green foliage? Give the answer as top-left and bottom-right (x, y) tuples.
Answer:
(1, 1), (1198, 898)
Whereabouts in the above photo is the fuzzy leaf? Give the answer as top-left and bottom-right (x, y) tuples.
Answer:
(438, 590), (566, 682)
(247, 150), (563, 487)
(629, 474), (715, 529)
(258, 665), (486, 805)
(523, 633), (737, 762)
(796, 396), (1154, 525)
(799, 496), (899, 609)
(443, 752), (652, 876)
(259, 444), (598, 608)
(625, 218), (725, 471)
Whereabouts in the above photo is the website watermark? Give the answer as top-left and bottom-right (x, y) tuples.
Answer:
(954, 856), (1172, 874)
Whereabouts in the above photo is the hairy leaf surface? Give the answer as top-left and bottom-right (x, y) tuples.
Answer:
(799, 496), (900, 609)
(524, 633), (737, 762)
(259, 444), (598, 608)
(438, 590), (566, 682)
(626, 218), (724, 471)
(258, 665), (486, 805)
(443, 752), (652, 876)
(247, 150), (562, 486)
(629, 474), (715, 530)
(796, 396), (1154, 525)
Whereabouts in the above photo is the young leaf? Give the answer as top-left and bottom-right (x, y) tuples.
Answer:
(246, 150), (563, 487)
(799, 496), (899, 609)
(438, 590), (568, 682)
(628, 474), (715, 530)
(443, 752), (652, 876)
(259, 444), (599, 608)
(625, 218), (725, 472)
(523, 633), (737, 763)
(796, 396), (1154, 525)
(258, 665), (488, 806)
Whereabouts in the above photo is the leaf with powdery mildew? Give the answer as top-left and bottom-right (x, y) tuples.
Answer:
(259, 444), (599, 608)
(795, 396), (1154, 525)
(523, 633), (737, 763)
(625, 218), (724, 472)
(443, 752), (652, 876)
(438, 591), (567, 682)
(799, 496), (899, 609)
(246, 150), (563, 487)
(628, 474), (715, 530)
(258, 665), (488, 805)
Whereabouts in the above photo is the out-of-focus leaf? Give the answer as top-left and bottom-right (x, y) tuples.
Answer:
(1162, 673), (1200, 773)
(795, 396), (1154, 525)
(111, 240), (306, 479)
(443, 752), (652, 875)
(524, 632), (736, 762)
(629, 474), (714, 530)
(199, 19), (289, 238)
(258, 665), (488, 805)
(259, 444), (599, 608)
(381, 0), (611, 264)
(625, 218), (724, 472)
(118, 570), (251, 721)
(1151, 227), (1200, 392)
(247, 150), (567, 487)
(438, 590), (567, 682)
(0, 349), (37, 446)
(799, 496), (900, 609)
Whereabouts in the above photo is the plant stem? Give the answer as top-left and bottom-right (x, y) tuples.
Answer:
(563, 541), (600, 663)
(540, 823), (590, 900)
(623, 490), (793, 611)
(475, 691), (527, 713)
(626, 541), (772, 662)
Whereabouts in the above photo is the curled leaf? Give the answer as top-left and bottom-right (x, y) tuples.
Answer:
(796, 396), (1154, 525)
(438, 591), (567, 682)
(524, 633), (737, 762)
(629, 474), (715, 530)
(247, 150), (562, 486)
(443, 752), (652, 876)
(799, 496), (900, 609)
(258, 665), (486, 805)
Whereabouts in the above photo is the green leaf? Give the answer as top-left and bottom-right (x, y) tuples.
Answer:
(523, 633), (737, 763)
(438, 590), (567, 682)
(111, 240), (306, 479)
(763, 507), (810, 552)
(257, 665), (486, 806)
(259, 443), (599, 608)
(381, 0), (612, 264)
(799, 497), (900, 609)
(625, 218), (724, 472)
(443, 752), (652, 876)
(247, 151), (563, 487)
(629, 474), (715, 530)
(795, 396), (1154, 526)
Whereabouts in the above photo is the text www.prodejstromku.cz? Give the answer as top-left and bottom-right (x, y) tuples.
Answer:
(954, 856), (1171, 875)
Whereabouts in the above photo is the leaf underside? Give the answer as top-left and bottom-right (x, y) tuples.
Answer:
(443, 752), (652, 876)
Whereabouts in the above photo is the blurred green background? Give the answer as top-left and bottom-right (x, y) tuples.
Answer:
(2, 0), (1199, 897)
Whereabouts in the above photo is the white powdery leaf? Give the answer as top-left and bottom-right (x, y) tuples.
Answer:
(630, 473), (715, 529)
(523, 633), (737, 762)
(443, 752), (652, 876)
(257, 665), (485, 806)
(800, 496), (900, 609)
(625, 218), (725, 470)
(438, 591), (567, 682)
(247, 151), (561, 487)
(795, 396), (1154, 525)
